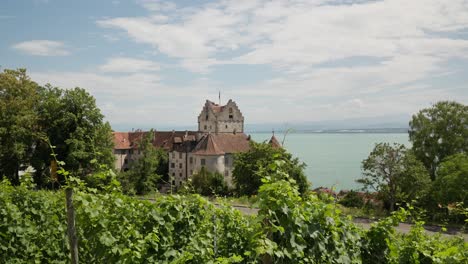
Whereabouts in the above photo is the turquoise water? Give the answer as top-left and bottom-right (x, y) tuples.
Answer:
(250, 133), (410, 190)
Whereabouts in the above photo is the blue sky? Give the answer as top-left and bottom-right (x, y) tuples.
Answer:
(1, 0), (468, 130)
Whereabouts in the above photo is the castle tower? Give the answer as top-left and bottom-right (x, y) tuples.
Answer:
(197, 99), (244, 133)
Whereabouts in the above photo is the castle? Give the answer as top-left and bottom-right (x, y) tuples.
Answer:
(113, 99), (279, 188)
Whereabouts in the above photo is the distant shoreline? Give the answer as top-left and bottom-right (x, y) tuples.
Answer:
(247, 128), (409, 134)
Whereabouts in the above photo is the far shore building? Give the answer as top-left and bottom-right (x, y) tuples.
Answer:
(113, 99), (277, 188)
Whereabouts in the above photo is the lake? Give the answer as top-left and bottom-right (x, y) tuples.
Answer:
(249, 133), (410, 190)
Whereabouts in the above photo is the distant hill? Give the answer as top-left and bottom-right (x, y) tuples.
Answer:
(244, 114), (410, 133)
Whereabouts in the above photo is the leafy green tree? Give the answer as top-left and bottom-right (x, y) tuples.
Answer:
(409, 101), (468, 180)
(191, 167), (228, 196)
(432, 153), (468, 207)
(233, 141), (308, 196)
(118, 130), (165, 195)
(0, 69), (39, 184)
(358, 143), (431, 211)
(30, 86), (115, 186)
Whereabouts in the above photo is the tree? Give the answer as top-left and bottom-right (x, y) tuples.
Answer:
(31, 86), (115, 185)
(357, 143), (431, 211)
(118, 130), (165, 195)
(432, 153), (468, 207)
(233, 141), (308, 196)
(409, 101), (468, 180)
(191, 167), (228, 196)
(0, 69), (39, 184)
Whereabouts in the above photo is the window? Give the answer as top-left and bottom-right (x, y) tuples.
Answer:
(179, 173), (182, 177)
(229, 108), (233, 113)
(171, 163), (175, 168)
(189, 157), (193, 164)
(124, 159), (128, 164)
(204, 125), (207, 130)
(225, 157), (229, 165)
(225, 125), (228, 129)
(179, 163), (182, 168)
(172, 172), (175, 176)
(179, 152), (182, 159)
(172, 152), (175, 158)
(201, 159), (206, 166)
(225, 170), (229, 177)
(229, 114), (233, 119)
(129, 149), (133, 155)
(206, 115), (209, 120)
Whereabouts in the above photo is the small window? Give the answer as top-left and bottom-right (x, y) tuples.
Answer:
(172, 152), (175, 158)
(229, 108), (233, 113)
(171, 163), (175, 168)
(225, 157), (229, 165)
(204, 125), (207, 130)
(172, 180), (175, 185)
(225, 170), (229, 177)
(225, 125), (228, 129)
(124, 159), (128, 164)
(179, 173), (182, 177)
(179, 163), (182, 168)
(206, 115), (209, 120)
(201, 159), (206, 166)
(229, 114), (233, 119)
(172, 172), (175, 176)
(179, 152), (182, 159)
(189, 157), (193, 164)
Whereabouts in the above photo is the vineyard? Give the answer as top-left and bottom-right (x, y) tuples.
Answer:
(0, 176), (466, 263)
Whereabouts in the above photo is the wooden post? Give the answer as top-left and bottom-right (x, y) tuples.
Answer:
(66, 188), (79, 264)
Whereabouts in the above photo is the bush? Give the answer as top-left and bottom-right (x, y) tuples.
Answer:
(191, 167), (228, 196)
(339, 190), (365, 208)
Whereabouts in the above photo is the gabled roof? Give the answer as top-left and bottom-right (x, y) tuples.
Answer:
(269, 135), (282, 148)
(192, 133), (224, 155)
(192, 133), (251, 155)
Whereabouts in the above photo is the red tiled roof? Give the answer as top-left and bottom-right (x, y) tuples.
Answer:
(113, 131), (198, 150)
(113, 132), (132, 149)
(192, 133), (251, 155)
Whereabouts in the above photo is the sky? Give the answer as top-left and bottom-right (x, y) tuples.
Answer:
(1, 0), (468, 130)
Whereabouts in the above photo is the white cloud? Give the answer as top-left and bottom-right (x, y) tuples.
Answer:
(98, 57), (160, 73)
(12, 40), (70, 56)
(97, 0), (468, 73)
(25, 0), (468, 127)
